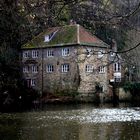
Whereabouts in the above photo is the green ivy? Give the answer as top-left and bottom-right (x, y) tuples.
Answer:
(123, 82), (140, 95)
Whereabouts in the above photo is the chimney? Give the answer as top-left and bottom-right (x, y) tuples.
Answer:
(111, 39), (117, 52)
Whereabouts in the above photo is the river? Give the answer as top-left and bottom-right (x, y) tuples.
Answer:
(0, 103), (140, 140)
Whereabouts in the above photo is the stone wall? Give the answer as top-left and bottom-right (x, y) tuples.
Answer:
(77, 46), (109, 94)
(22, 45), (110, 99)
(119, 88), (132, 101)
(42, 46), (79, 94)
(22, 49), (43, 92)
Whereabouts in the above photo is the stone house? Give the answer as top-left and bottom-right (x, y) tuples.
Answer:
(21, 24), (122, 99)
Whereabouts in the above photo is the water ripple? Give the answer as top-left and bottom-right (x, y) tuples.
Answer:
(44, 108), (140, 124)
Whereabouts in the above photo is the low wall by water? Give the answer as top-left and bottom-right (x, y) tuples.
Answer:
(118, 88), (132, 101)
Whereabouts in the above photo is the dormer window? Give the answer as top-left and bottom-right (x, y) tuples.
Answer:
(44, 30), (58, 42)
(44, 35), (50, 42)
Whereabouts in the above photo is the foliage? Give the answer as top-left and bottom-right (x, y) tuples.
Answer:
(0, 0), (80, 111)
(123, 82), (140, 95)
(0, 0), (140, 110)
(70, 0), (132, 49)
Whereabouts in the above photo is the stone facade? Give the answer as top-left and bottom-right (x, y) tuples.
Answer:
(21, 24), (119, 99)
(22, 45), (108, 95)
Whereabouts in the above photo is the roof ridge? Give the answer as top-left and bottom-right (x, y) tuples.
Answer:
(77, 24), (80, 44)
(22, 24), (109, 49)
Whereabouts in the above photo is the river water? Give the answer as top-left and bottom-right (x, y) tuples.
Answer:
(0, 103), (140, 140)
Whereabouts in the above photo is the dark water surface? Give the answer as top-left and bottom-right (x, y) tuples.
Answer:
(0, 103), (140, 140)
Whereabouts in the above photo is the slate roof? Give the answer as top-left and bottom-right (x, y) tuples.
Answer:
(22, 24), (109, 49)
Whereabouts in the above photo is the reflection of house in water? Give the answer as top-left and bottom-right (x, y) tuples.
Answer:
(21, 24), (123, 101)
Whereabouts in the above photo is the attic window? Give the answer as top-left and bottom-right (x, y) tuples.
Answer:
(44, 35), (50, 42)
(44, 30), (58, 42)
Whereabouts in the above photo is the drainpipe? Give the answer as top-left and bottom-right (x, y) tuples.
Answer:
(41, 46), (44, 97)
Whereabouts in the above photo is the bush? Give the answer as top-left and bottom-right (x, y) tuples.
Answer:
(123, 82), (140, 96)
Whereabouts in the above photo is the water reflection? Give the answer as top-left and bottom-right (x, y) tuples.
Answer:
(0, 104), (140, 140)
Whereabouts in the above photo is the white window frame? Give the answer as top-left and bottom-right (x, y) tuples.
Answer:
(32, 65), (38, 73)
(62, 64), (69, 72)
(47, 50), (54, 57)
(46, 65), (54, 73)
(114, 76), (121, 82)
(62, 48), (70, 56)
(31, 79), (36, 87)
(99, 66), (105, 73)
(98, 50), (104, 58)
(44, 35), (50, 42)
(23, 51), (29, 58)
(23, 66), (29, 73)
(44, 30), (58, 43)
(114, 63), (121, 72)
(32, 50), (39, 58)
(85, 65), (93, 73)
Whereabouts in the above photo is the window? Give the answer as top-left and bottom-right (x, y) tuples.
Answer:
(23, 66), (29, 73)
(44, 35), (50, 42)
(114, 76), (121, 82)
(44, 30), (58, 42)
(47, 50), (54, 57)
(32, 65), (38, 73)
(114, 63), (121, 72)
(99, 66), (105, 73)
(32, 50), (39, 58)
(23, 51), (29, 58)
(62, 64), (69, 72)
(26, 79), (36, 87)
(46, 65), (54, 73)
(98, 50), (104, 58)
(62, 48), (70, 56)
(85, 65), (93, 72)
(31, 79), (36, 86)
(86, 48), (92, 57)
